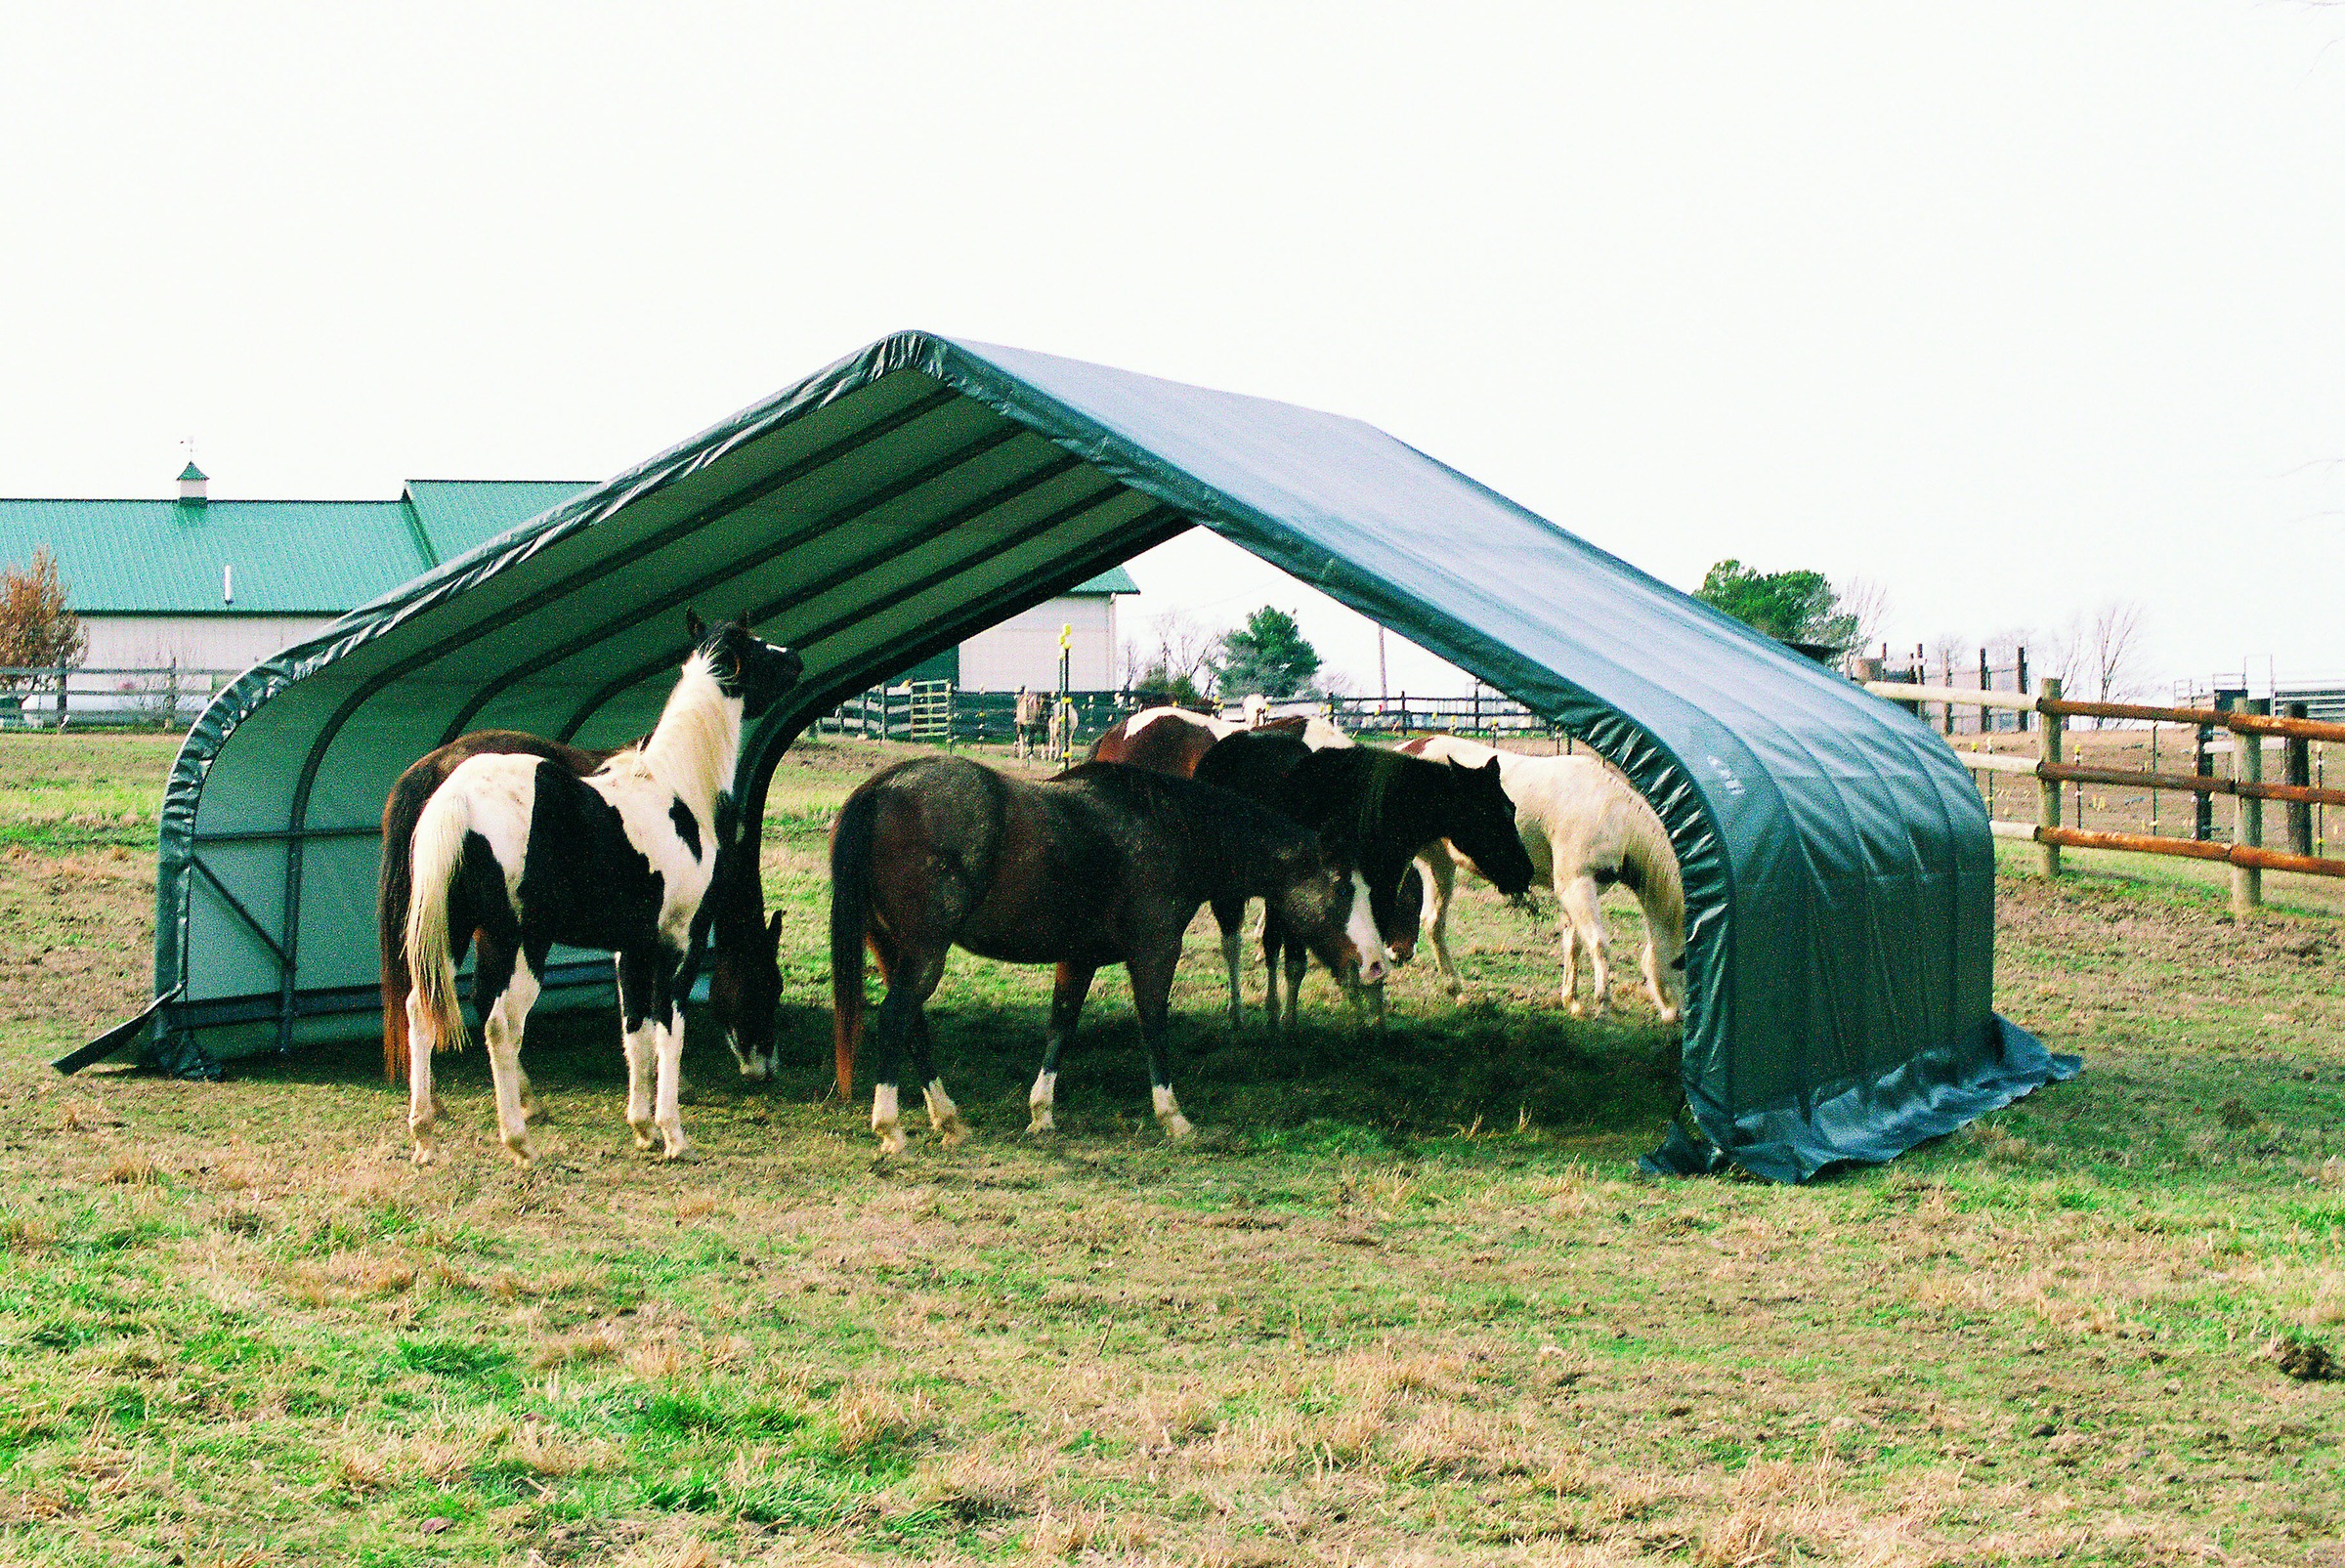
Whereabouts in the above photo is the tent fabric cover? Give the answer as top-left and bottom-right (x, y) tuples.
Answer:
(144, 330), (2074, 1181)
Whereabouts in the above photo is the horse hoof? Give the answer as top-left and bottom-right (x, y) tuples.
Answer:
(736, 1059), (768, 1082)
(874, 1124), (908, 1158)
(409, 1144), (437, 1166)
(1565, 998), (1586, 1018)
(504, 1142), (533, 1168)
(1025, 1117), (1055, 1137)
(661, 1137), (692, 1162)
(1161, 1114), (1195, 1142)
(936, 1113), (970, 1149)
(631, 1126), (658, 1152)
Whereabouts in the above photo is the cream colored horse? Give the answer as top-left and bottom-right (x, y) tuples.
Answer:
(1400, 734), (1684, 1021)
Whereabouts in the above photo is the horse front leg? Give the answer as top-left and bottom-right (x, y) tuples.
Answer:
(1418, 846), (1466, 1000)
(616, 951), (661, 1151)
(650, 947), (693, 1160)
(405, 988), (441, 1165)
(1559, 875), (1609, 1017)
(476, 935), (539, 1166)
(1211, 897), (1246, 1032)
(1030, 961), (1094, 1134)
(1127, 944), (1191, 1140)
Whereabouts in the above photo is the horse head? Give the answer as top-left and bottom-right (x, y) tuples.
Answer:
(687, 610), (805, 718)
(1443, 756), (1535, 897)
(1270, 840), (1392, 989)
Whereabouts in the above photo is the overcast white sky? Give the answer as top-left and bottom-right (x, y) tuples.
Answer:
(2, 4), (2338, 697)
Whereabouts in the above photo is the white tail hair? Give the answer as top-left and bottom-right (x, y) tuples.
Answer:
(404, 786), (473, 1056)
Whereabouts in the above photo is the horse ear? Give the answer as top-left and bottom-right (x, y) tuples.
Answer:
(767, 910), (784, 947)
(1481, 757), (1502, 776)
(685, 608), (707, 643)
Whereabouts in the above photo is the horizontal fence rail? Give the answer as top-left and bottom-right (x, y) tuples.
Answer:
(0, 664), (244, 731)
(1865, 678), (2339, 907)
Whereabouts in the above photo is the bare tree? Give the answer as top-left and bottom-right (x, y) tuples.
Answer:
(1125, 610), (1221, 700)
(1832, 574), (1893, 658)
(2083, 598), (2149, 724)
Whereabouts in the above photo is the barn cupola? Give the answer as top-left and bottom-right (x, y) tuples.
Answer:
(177, 461), (208, 508)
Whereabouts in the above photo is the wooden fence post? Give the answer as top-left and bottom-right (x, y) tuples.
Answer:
(2231, 697), (2264, 915)
(2014, 646), (2028, 732)
(2284, 701), (2313, 855)
(2036, 677), (2062, 879)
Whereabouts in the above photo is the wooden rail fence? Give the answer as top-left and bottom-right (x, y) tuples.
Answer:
(1865, 678), (2342, 911)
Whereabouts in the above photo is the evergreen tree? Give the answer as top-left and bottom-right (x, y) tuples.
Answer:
(1212, 607), (1321, 699)
(1694, 560), (1858, 651)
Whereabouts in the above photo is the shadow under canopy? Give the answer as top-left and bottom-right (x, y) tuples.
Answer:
(108, 330), (2072, 1181)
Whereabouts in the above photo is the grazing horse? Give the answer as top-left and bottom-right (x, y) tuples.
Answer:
(828, 756), (1388, 1154)
(1399, 734), (1684, 1020)
(1193, 733), (1534, 1027)
(401, 613), (802, 1165)
(380, 733), (785, 1092)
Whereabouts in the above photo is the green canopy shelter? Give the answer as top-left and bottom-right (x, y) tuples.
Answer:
(103, 331), (2072, 1180)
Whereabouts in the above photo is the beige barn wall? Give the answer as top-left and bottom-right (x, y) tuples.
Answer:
(957, 596), (1119, 690)
(80, 615), (335, 672)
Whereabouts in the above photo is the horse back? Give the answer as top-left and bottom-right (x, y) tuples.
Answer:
(1088, 708), (1224, 778)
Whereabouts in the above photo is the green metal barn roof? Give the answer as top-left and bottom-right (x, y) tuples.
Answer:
(124, 330), (2072, 1182)
(0, 482), (595, 615)
(0, 481), (1134, 615)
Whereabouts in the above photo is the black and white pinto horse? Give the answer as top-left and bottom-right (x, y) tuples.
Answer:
(1193, 733), (1536, 1027)
(402, 613), (802, 1165)
(829, 756), (1388, 1155)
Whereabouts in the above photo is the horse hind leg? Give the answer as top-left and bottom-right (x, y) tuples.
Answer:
(906, 1010), (967, 1149)
(868, 947), (948, 1158)
(1031, 962), (1095, 1135)
(405, 989), (442, 1164)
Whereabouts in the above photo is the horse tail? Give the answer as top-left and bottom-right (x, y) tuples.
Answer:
(404, 783), (474, 1059)
(378, 769), (428, 1084)
(828, 782), (881, 1101)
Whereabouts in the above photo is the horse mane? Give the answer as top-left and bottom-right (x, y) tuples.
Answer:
(619, 652), (738, 819)
(1617, 784), (1684, 931)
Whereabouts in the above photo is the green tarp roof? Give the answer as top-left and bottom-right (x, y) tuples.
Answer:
(138, 330), (2071, 1180)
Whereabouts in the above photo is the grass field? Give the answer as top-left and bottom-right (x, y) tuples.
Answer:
(1, 732), (2341, 1567)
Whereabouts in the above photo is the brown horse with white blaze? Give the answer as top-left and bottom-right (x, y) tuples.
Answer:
(828, 756), (1387, 1154)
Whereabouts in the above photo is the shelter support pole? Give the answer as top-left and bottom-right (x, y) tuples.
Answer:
(2035, 678), (2062, 879)
(2231, 697), (2265, 915)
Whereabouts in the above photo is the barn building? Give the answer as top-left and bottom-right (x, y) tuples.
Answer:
(0, 466), (1130, 686)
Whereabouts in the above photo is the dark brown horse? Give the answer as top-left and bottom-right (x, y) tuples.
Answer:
(379, 732), (782, 1089)
(1194, 732), (1535, 1027)
(828, 756), (1386, 1154)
